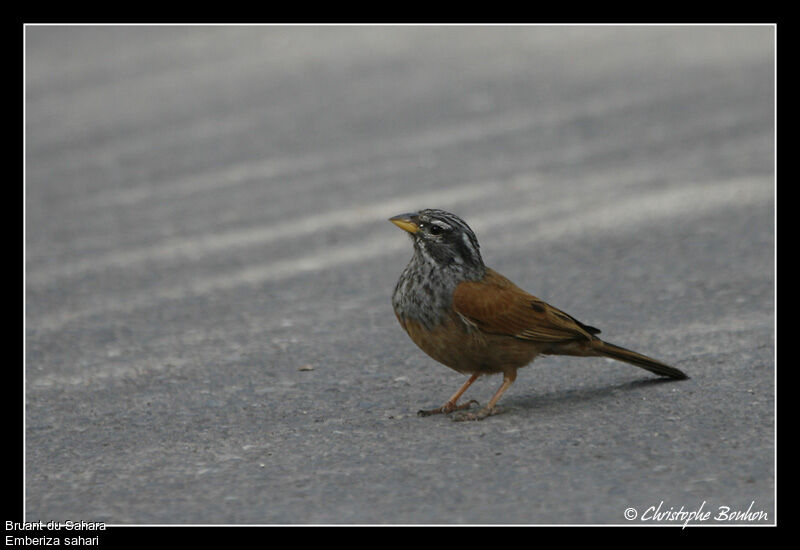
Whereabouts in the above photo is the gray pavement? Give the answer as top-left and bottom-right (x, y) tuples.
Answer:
(25, 25), (775, 525)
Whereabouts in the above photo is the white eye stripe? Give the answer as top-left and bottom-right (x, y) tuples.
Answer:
(461, 231), (479, 255)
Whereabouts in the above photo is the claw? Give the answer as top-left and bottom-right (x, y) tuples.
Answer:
(418, 399), (479, 417)
(452, 405), (503, 422)
(448, 399), (479, 413)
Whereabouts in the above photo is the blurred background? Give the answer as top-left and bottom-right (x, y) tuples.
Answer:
(25, 25), (774, 524)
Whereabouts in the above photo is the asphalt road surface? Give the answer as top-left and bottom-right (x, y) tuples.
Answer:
(24, 25), (775, 525)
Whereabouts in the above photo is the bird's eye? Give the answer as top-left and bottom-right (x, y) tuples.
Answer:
(429, 225), (443, 235)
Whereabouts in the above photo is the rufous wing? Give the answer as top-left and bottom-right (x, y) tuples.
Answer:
(453, 268), (600, 343)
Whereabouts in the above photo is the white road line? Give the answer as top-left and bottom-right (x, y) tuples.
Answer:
(39, 79), (716, 214)
(28, 175), (772, 335)
(25, 180), (506, 287)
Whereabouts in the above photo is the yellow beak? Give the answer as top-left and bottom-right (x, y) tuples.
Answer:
(389, 213), (420, 234)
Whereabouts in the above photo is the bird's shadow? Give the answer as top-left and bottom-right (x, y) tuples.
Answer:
(502, 376), (684, 415)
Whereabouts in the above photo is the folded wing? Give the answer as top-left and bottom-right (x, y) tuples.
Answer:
(453, 268), (600, 343)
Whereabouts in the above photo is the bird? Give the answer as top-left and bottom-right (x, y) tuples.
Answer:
(389, 208), (688, 421)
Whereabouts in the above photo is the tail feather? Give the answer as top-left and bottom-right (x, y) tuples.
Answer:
(593, 340), (688, 380)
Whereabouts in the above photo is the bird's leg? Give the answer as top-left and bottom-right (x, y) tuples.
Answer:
(453, 370), (517, 421)
(418, 373), (480, 416)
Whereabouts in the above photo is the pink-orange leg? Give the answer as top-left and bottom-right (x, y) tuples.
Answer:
(453, 370), (517, 421)
(418, 373), (480, 417)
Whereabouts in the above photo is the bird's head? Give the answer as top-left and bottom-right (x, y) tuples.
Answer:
(389, 209), (485, 274)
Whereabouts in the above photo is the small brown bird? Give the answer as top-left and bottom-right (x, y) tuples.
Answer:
(390, 209), (687, 421)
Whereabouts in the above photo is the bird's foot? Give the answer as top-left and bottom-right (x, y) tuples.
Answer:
(418, 399), (479, 417)
(452, 405), (503, 422)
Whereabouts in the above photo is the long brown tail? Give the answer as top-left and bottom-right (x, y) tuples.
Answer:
(592, 340), (688, 380)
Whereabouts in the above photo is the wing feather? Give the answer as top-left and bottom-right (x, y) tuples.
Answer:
(453, 268), (599, 343)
